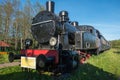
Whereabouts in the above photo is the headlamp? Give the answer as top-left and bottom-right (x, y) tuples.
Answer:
(49, 37), (57, 46)
(25, 39), (33, 47)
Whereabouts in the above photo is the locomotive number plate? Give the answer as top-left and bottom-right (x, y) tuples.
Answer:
(21, 57), (36, 69)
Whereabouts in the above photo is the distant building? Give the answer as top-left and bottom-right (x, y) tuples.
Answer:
(0, 41), (10, 47)
(0, 41), (10, 54)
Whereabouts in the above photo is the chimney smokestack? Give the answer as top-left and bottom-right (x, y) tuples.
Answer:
(46, 1), (55, 13)
(71, 21), (79, 26)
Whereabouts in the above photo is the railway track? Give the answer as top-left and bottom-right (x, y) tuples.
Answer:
(0, 62), (20, 68)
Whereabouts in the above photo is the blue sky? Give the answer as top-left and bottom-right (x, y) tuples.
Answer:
(34, 0), (120, 41)
(1, 0), (118, 41)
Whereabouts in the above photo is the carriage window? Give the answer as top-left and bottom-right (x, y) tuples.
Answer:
(83, 27), (85, 30)
(96, 31), (98, 36)
(96, 30), (101, 38)
(90, 29), (93, 33)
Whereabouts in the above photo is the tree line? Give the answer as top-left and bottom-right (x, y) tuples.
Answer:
(0, 0), (44, 50)
(110, 40), (120, 49)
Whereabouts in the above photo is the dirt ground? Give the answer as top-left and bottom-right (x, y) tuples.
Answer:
(0, 62), (20, 68)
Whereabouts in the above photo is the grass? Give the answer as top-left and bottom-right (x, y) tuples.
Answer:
(0, 66), (53, 80)
(87, 49), (120, 78)
(0, 48), (120, 80)
(0, 54), (9, 64)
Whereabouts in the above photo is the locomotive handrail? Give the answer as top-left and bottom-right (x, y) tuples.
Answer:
(32, 20), (54, 26)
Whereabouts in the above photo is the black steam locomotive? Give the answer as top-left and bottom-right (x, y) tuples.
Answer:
(9, 1), (110, 74)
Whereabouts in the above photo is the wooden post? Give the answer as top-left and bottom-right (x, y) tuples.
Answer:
(21, 38), (23, 49)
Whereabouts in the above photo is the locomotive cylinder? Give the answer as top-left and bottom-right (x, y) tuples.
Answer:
(8, 52), (25, 62)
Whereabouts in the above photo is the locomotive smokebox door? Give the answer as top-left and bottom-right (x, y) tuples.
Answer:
(75, 31), (82, 49)
(31, 20), (56, 44)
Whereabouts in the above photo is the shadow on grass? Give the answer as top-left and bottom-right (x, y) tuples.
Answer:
(112, 48), (120, 54)
(70, 63), (116, 80)
(0, 71), (53, 80)
(114, 51), (120, 54)
(0, 63), (117, 80)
